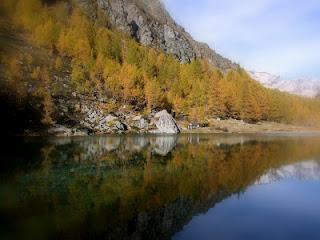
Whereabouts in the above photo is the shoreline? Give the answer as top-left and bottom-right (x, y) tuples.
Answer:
(178, 119), (320, 135)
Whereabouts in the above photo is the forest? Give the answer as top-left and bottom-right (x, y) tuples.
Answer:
(1, 0), (320, 127)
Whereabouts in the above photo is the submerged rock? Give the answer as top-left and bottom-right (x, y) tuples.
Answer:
(152, 110), (180, 134)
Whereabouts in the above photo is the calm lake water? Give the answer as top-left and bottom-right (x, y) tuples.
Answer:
(1, 134), (320, 240)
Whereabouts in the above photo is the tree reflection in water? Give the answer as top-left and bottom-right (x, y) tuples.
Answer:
(1, 134), (320, 240)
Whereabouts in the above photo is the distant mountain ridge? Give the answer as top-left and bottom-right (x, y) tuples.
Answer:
(249, 71), (320, 98)
(77, 0), (238, 71)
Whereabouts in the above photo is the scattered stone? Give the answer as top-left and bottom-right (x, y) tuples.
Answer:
(133, 116), (149, 130)
(48, 125), (88, 137)
(74, 104), (81, 112)
(104, 114), (118, 123)
(115, 121), (127, 131)
(132, 115), (142, 121)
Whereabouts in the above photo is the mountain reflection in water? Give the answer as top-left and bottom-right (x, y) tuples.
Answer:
(1, 134), (320, 240)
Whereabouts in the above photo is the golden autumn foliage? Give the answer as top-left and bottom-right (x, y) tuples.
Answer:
(144, 77), (163, 111)
(103, 59), (122, 96)
(2, 0), (320, 127)
(33, 18), (61, 47)
(207, 70), (226, 118)
(4, 56), (27, 100)
(119, 63), (145, 103)
(41, 93), (56, 125)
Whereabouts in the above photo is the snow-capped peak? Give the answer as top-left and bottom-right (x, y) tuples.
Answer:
(249, 71), (320, 98)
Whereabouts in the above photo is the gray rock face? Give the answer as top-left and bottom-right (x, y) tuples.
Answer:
(78, 0), (238, 71)
(153, 110), (180, 134)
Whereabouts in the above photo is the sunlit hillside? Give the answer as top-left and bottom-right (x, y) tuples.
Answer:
(1, 0), (320, 134)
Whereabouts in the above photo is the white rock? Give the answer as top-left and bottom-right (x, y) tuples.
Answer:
(153, 110), (180, 134)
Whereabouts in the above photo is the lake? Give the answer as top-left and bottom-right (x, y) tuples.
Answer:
(1, 134), (320, 240)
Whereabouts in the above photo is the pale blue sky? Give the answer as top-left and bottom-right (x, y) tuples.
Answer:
(163, 0), (320, 78)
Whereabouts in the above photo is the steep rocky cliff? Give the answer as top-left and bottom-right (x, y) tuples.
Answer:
(77, 0), (238, 71)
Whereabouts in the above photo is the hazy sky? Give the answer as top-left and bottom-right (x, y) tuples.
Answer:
(163, 0), (320, 78)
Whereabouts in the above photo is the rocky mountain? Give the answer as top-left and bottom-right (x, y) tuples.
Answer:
(249, 71), (320, 98)
(78, 0), (238, 71)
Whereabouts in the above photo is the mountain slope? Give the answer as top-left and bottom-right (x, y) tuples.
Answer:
(1, 0), (320, 136)
(249, 71), (320, 98)
(78, 0), (238, 71)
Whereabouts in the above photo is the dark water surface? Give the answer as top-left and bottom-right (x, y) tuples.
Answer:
(1, 134), (320, 240)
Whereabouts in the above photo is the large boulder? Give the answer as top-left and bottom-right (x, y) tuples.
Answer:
(152, 110), (180, 134)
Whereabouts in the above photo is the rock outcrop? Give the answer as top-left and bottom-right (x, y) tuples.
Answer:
(80, 105), (128, 133)
(51, 92), (180, 135)
(78, 0), (238, 71)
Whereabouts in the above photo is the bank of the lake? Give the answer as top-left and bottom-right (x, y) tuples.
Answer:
(25, 117), (320, 137)
(179, 118), (320, 134)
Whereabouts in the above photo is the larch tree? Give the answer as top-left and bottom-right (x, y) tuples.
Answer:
(207, 70), (226, 118)
(144, 77), (162, 111)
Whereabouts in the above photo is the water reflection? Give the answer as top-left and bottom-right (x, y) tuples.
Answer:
(1, 134), (320, 240)
(174, 160), (320, 240)
(256, 160), (320, 184)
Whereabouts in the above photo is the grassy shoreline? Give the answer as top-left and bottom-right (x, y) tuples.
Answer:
(178, 119), (320, 134)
